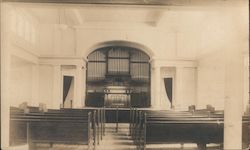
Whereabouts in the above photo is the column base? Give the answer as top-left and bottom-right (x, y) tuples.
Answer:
(2, 144), (28, 150)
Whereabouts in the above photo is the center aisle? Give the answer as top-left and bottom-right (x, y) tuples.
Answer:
(97, 123), (137, 150)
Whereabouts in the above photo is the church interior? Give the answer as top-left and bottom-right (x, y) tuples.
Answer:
(1, 0), (249, 150)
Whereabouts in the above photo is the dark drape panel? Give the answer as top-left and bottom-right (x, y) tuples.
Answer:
(63, 76), (73, 103)
(164, 78), (172, 103)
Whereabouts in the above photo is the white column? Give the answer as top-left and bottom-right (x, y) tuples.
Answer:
(151, 66), (161, 109)
(52, 65), (61, 109)
(224, 49), (243, 149)
(31, 64), (39, 106)
(175, 66), (183, 110)
(150, 67), (155, 107)
(1, 44), (11, 149)
(1, 4), (11, 148)
(75, 65), (84, 108)
(243, 52), (249, 113)
(82, 64), (87, 107)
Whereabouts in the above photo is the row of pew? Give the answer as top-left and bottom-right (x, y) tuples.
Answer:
(129, 107), (250, 150)
(11, 105), (250, 150)
(10, 106), (106, 150)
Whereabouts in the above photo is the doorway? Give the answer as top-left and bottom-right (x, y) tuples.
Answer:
(164, 78), (173, 108)
(63, 76), (74, 108)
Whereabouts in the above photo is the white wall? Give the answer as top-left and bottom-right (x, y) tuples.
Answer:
(197, 52), (225, 109)
(37, 62), (85, 109)
(39, 65), (54, 108)
(39, 25), (76, 56)
(175, 67), (196, 110)
(76, 28), (178, 59)
(35, 11), (203, 60)
(197, 51), (247, 111)
(4, 5), (40, 108)
(8, 6), (40, 56)
(197, 51), (226, 110)
(9, 56), (33, 107)
(196, 2), (248, 111)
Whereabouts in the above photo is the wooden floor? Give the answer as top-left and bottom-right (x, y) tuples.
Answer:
(97, 123), (136, 150)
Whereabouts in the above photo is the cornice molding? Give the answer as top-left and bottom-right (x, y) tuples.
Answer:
(2, 0), (241, 7)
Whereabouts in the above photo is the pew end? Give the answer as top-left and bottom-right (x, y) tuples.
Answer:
(39, 103), (47, 112)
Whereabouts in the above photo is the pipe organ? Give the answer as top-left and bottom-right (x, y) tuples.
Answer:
(86, 46), (150, 107)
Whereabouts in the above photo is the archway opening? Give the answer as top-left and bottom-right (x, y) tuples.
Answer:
(85, 46), (151, 108)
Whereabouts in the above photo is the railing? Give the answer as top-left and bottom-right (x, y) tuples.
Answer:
(129, 107), (145, 150)
(93, 107), (106, 150)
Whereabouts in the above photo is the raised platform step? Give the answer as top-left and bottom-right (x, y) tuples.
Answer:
(97, 123), (136, 150)
(32, 143), (89, 150)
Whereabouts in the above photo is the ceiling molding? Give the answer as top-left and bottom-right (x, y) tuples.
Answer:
(3, 0), (245, 9)
(2, 0), (188, 5)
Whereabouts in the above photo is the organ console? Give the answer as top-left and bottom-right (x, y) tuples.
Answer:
(104, 86), (132, 108)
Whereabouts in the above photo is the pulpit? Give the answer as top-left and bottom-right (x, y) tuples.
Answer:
(104, 86), (131, 108)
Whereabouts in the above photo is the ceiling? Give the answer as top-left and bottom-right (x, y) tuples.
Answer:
(10, 0), (244, 28)
(14, 4), (165, 27)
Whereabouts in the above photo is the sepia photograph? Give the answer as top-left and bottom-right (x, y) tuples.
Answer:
(0, 0), (249, 149)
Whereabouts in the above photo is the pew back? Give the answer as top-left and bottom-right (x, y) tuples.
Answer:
(10, 107), (93, 149)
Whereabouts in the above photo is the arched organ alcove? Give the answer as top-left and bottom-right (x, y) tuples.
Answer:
(86, 46), (150, 107)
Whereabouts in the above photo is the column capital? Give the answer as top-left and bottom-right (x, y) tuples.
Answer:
(76, 64), (86, 70)
(150, 59), (161, 69)
(176, 66), (184, 69)
(151, 65), (161, 70)
(52, 64), (61, 67)
(82, 57), (88, 63)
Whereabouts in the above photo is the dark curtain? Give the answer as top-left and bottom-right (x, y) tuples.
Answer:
(63, 76), (73, 103)
(164, 78), (173, 103)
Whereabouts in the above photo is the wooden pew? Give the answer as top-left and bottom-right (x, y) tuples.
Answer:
(130, 110), (223, 149)
(129, 108), (250, 150)
(42, 107), (106, 143)
(52, 107), (106, 148)
(189, 105), (223, 117)
(10, 106), (99, 150)
(143, 111), (223, 150)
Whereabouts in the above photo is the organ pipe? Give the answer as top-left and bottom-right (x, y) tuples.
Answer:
(86, 46), (151, 107)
